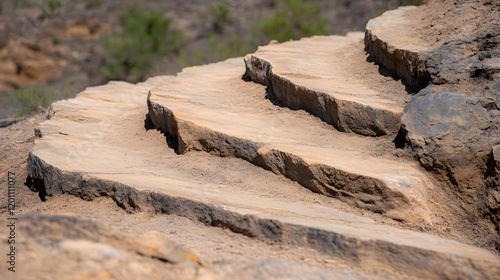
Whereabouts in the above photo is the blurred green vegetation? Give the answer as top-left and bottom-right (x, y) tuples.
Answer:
(410, 0), (423, 6)
(190, 51), (206, 66)
(208, 32), (257, 62)
(256, 0), (327, 43)
(375, 0), (422, 17)
(40, 0), (62, 19)
(86, 0), (103, 9)
(100, 1), (184, 83)
(207, 0), (231, 33)
(202, 0), (328, 63)
(7, 87), (71, 117)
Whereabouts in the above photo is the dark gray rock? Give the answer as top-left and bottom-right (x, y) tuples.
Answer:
(423, 29), (500, 92)
(365, 7), (500, 251)
(402, 88), (500, 250)
(402, 88), (499, 187)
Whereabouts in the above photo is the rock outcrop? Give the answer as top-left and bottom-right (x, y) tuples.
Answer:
(401, 88), (499, 187)
(148, 58), (432, 223)
(20, 1), (500, 278)
(245, 33), (404, 136)
(25, 58), (500, 279)
(0, 214), (373, 279)
(365, 0), (500, 250)
(364, 6), (431, 90)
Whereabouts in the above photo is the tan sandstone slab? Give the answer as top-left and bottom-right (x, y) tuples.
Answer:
(245, 32), (405, 136)
(28, 78), (500, 279)
(148, 58), (435, 223)
(365, 6), (432, 89)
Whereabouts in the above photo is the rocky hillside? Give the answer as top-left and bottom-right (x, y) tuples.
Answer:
(1, 0), (499, 279)
(0, 0), (420, 118)
(365, 0), (500, 251)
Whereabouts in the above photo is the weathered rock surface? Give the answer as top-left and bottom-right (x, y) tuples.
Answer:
(0, 214), (211, 280)
(423, 28), (500, 99)
(245, 33), (405, 136)
(15, 1), (500, 277)
(149, 58), (432, 223)
(402, 88), (500, 187)
(26, 78), (500, 279)
(364, 6), (431, 90)
(486, 144), (500, 250)
(224, 259), (362, 280)
(365, 1), (500, 95)
(401, 87), (500, 249)
(366, 0), (500, 250)
(0, 214), (365, 280)
(365, 2), (500, 93)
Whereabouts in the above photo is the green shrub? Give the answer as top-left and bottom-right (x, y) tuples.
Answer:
(255, 0), (327, 43)
(100, 2), (184, 83)
(267, 0), (279, 7)
(203, 0), (328, 63)
(176, 49), (208, 68)
(410, 0), (422, 6)
(7, 87), (62, 117)
(208, 32), (256, 61)
(374, 8), (386, 17)
(193, 51), (206, 65)
(375, 0), (422, 17)
(207, 0), (231, 33)
(86, 0), (103, 9)
(40, 0), (62, 19)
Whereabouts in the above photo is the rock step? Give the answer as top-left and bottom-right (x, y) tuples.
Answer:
(28, 81), (500, 279)
(244, 32), (408, 136)
(2, 216), (358, 280)
(148, 58), (433, 223)
(364, 6), (431, 90)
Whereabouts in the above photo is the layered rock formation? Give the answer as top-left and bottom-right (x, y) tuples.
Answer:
(148, 57), (432, 223)
(26, 76), (500, 279)
(365, 0), (500, 250)
(22, 0), (500, 278)
(244, 33), (404, 136)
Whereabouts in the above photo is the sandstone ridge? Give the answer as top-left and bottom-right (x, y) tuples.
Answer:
(24, 0), (500, 278)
